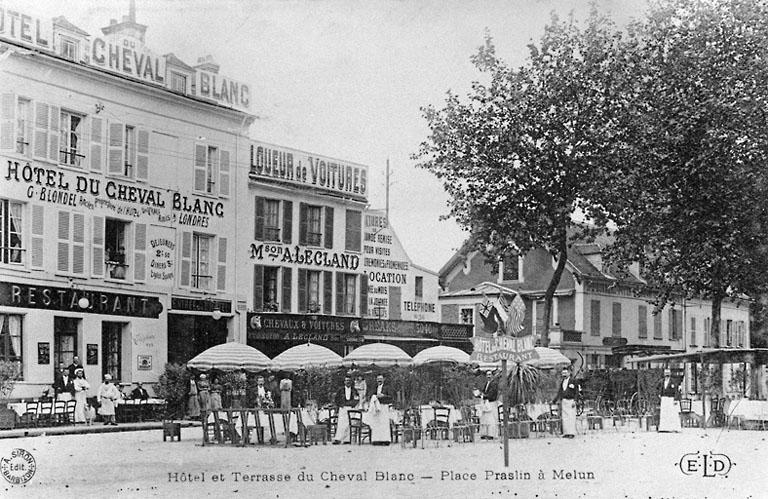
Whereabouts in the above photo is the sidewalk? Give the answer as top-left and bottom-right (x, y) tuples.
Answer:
(0, 420), (200, 440)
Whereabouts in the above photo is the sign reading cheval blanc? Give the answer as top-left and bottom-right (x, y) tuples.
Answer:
(249, 141), (368, 200)
(470, 293), (538, 363)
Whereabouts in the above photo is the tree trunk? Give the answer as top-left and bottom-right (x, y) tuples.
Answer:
(541, 232), (569, 348)
(711, 289), (724, 348)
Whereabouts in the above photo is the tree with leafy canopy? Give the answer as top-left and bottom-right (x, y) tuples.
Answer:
(415, 9), (633, 346)
(602, 0), (768, 347)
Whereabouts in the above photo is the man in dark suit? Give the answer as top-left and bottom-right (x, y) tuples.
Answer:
(552, 366), (580, 438)
(334, 375), (360, 408)
(68, 356), (85, 379)
(477, 371), (499, 439)
(658, 368), (682, 432)
(52, 363), (75, 401)
(131, 382), (149, 400)
(479, 370), (499, 402)
(371, 374), (394, 405)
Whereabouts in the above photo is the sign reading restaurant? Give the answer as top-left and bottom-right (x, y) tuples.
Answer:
(0, 6), (250, 112)
(249, 141), (368, 201)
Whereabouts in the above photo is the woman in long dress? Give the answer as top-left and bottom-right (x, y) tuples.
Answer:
(188, 377), (200, 418)
(97, 374), (120, 425)
(73, 368), (90, 424)
(197, 374), (211, 413)
(209, 377), (223, 411)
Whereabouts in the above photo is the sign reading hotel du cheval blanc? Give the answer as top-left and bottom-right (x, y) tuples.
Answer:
(470, 293), (539, 363)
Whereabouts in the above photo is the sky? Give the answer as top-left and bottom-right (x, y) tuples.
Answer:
(14, 0), (646, 272)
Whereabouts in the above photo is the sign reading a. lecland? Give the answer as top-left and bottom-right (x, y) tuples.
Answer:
(470, 293), (538, 363)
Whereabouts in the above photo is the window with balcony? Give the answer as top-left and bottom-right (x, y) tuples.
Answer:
(299, 203), (333, 248)
(254, 197), (293, 243)
(60, 110), (84, 167)
(0, 199), (23, 264)
(338, 273), (356, 315)
(105, 218), (128, 279)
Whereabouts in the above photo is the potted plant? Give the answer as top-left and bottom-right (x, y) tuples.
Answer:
(0, 361), (21, 429)
(503, 363), (539, 438)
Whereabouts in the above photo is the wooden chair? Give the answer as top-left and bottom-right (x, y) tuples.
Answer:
(38, 401), (53, 426)
(20, 402), (38, 428)
(679, 398), (696, 427)
(347, 409), (371, 444)
(399, 407), (422, 448)
(327, 407), (339, 441)
(65, 400), (76, 424)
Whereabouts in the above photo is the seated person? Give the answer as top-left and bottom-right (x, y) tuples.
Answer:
(371, 374), (394, 405)
(131, 382), (150, 400)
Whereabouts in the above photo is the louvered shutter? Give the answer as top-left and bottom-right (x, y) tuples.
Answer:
(254, 197), (264, 240)
(0, 93), (15, 151)
(298, 268), (307, 313)
(216, 237), (227, 291)
(89, 116), (104, 172)
(180, 231), (192, 287)
(194, 144), (206, 192)
(30, 204), (44, 269)
(108, 122), (124, 174)
(323, 271), (333, 315)
(336, 272), (344, 315)
(282, 200), (293, 244)
(324, 207), (334, 249)
(345, 210), (361, 252)
(612, 302), (621, 338)
(253, 265), (264, 312)
(48, 105), (60, 162)
(299, 203), (307, 245)
(219, 149), (230, 197)
(33, 102), (50, 159)
(57, 211), (70, 272)
(281, 267), (292, 312)
(72, 213), (85, 275)
(675, 309), (683, 340)
(136, 128), (149, 181)
(92, 215), (104, 277)
(134, 223), (147, 282)
(668, 310), (674, 340)
(360, 273), (368, 316)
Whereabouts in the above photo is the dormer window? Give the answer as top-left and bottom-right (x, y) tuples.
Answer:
(60, 36), (78, 62)
(170, 71), (188, 93)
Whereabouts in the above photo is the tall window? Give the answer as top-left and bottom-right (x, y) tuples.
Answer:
(653, 311), (662, 339)
(206, 146), (218, 194)
(612, 302), (622, 338)
(415, 276), (423, 298)
(264, 267), (279, 310)
(60, 37), (78, 61)
(102, 322), (123, 381)
(690, 317), (697, 346)
(0, 199), (23, 264)
(192, 234), (212, 290)
(726, 320), (733, 346)
(590, 300), (600, 336)
(105, 218), (128, 279)
(60, 111), (84, 166)
(0, 315), (22, 375)
(264, 200), (280, 241)
(342, 274), (356, 314)
(307, 271), (321, 312)
(704, 317), (711, 347)
(638, 305), (647, 339)
(306, 205), (322, 246)
(124, 125), (136, 177)
(345, 210), (361, 252)
(54, 317), (78, 367)
(502, 255), (519, 280)
(16, 98), (30, 154)
(170, 71), (187, 92)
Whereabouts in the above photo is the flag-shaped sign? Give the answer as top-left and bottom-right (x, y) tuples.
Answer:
(471, 291), (537, 363)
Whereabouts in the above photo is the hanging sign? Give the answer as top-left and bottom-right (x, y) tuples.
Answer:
(470, 293), (538, 363)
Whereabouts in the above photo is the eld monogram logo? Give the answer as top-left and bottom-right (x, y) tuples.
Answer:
(678, 451), (734, 478)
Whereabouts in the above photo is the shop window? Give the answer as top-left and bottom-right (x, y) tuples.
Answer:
(54, 317), (79, 367)
(0, 199), (24, 264)
(192, 233), (213, 290)
(102, 322), (124, 381)
(59, 110), (84, 167)
(16, 98), (30, 155)
(460, 308), (474, 325)
(415, 276), (423, 299)
(345, 209), (361, 252)
(299, 203), (333, 248)
(105, 218), (129, 279)
(0, 314), (22, 377)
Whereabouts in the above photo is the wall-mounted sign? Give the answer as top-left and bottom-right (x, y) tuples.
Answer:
(171, 297), (232, 314)
(196, 69), (250, 112)
(250, 243), (360, 271)
(91, 35), (166, 86)
(359, 319), (472, 341)
(137, 355), (152, 371)
(0, 283), (163, 318)
(249, 141), (368, 201)
(37, 342), (50, 365)
(246, 312), (361, 343)
(86, 344), (99, 365)
(602, 337), (628, 347)
(148, 226), (176, 286)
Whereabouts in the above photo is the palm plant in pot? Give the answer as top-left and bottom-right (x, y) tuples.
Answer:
(502, 362), (539, 438)
(0, 361), (21, 429)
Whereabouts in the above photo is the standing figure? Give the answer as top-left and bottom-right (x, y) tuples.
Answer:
(552, 366), (580, 438)
(255, 376), (274, 408)
(97, 374), (120, 426)
(210, 376), (223, 411)
(354, 374), (368, 409)
(279, 376), (293, 410)
(188, 377), (200, 418)
(52, 363), (75, 402)
(67, 356), (85, 379)
(73, 368), (90, 424)
(197, 374), (211, 413)
(477, 370), (499, 439)
(332, 375), (360, 444)
(658, 368), (682, 433)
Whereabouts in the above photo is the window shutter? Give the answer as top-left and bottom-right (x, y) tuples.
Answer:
(336, 272), (344, 315)
(654, 312), (662, 339)
(324, 206), (334, 249)
(253, 264), (264, 312)
(298, 268), (307, 313)
(30, 204), (44, 269)
(345, 210), (361, 252)
(33, 102), (50, 159)
(254, 196), (264, 240)
(219, 149), (230, 197)
(282, 200), (293, 244)
(217, 237), (227, 291)
(638, 305), (647, 338)
(590, 300), (600, 336)
(89, 116), (104, 172)
(612, 303), (621, 338)
(675, 309), (683, 340)
(323, 271), (333, 315)
(72, 213), (85, 275)
(360, 273), (368, 316)
(108, 122), (124, 174)
(134, 223), (147, 282)
(281, 267), (292, 312)
(92, 215), (104, 277)
(668, 309), (674, 340)
(299, 203), (307, 245)
(180, 231), (192, 287)
(48, 105), (59, 162)
(194, 144), (206, 192)
(136, 128), (149, 182)
(0, 93), (15, 151)
(57, 210), (70, 272)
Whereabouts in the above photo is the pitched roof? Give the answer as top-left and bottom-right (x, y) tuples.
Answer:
(53, 16), (90, 37)
(164, 52), (196, 71)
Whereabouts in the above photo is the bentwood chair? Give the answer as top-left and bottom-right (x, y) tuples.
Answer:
(399, 407), (422, 448)
(347, 409), (371, 444)
(38, 401), (54, 426)
(21, 402), (39, 428)
(65, 400), (76, 424)
(679, 398), (695, 427)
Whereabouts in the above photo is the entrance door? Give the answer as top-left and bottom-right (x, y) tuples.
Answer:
(102, 322), (123, 381)
(54, 317), (79, 367)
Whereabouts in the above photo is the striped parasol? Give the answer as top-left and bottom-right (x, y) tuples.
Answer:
(413, 345), (471, 365)
(342, 342), (413, 367)
(474, 347), (571, 370)
(187, 342), (272, 371)
(272, 343), (342, 370)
